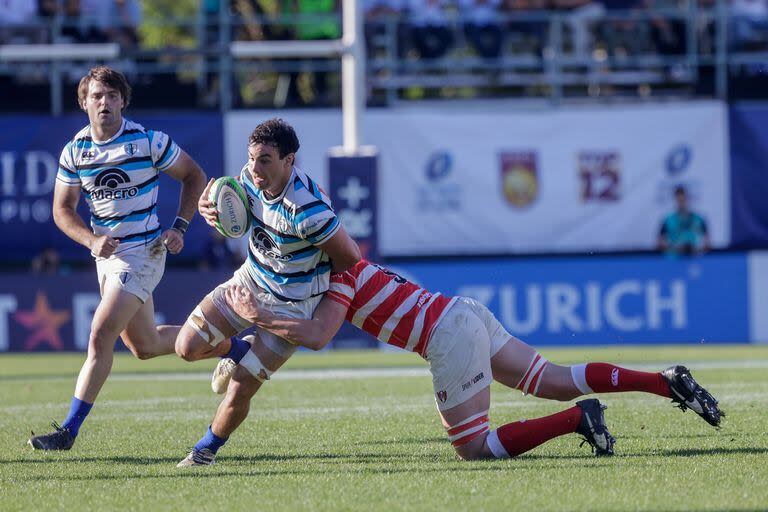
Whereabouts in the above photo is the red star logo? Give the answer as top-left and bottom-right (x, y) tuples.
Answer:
(14, 292), (70, 351)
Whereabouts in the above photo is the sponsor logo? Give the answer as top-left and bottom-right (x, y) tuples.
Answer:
(124, 143), (137, 156)
(665, 144), (692, 176)
(119, 272), (132, 285)
(418, 151), (461, 212)
(611, 367), (619, 387)
(500, 151), (538, 208)
(462, 371), (486, 391)
(92, 168), (138, 200)
(436, 390), (447, 403)
(251, 227), (291, 261)
(82, 150), (96, 160)
(578, 151), (621, 202)
(223, 194), (242, 234)
(656, 144), (699, 205)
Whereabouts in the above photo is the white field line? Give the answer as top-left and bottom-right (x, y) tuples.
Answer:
(5, 384), (767, 417)
(23, 358), (768, 385)
(16, 388), (768, 423)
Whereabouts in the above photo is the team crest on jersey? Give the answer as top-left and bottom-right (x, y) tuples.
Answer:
(500, 151), (538, 208)
(436, 390), (447, 403)
(124, 143), (137, 156)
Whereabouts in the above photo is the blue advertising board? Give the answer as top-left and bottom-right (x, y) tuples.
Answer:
(392, 253), (749, 345)
(0, 112), (223, 263)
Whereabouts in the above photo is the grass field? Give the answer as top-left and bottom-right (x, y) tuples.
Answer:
(1, 345), (767, 511)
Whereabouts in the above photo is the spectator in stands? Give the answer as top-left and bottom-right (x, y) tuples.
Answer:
(553, 0), (605, 60)
(59, 0), (106, 44)
(657, 185), (711, 257)
(287, 0), (341, 106)
(405, 0), (454, 60)
(198, 230), (240, 272)
(502, 0), (549, 56)
(364, 0), (406, 58)
(458, 0), (504, 59)
(0, 0), (38, 44)
(729, 0), (768, 50)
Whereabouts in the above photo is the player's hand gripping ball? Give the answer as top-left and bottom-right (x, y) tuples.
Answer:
(208, 177), (251, 238)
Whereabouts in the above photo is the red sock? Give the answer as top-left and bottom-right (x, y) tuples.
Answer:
(585, 363), (671, 398)
(491, 406), (582, 457)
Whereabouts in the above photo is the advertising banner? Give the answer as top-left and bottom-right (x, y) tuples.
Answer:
(392, 253), (748, 345)
(0, 113), (224, 263)
(225, 102), (729, 256)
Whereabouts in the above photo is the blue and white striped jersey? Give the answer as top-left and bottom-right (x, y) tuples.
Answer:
(56, 118), (181, 257)
(240, 165), (340, 302)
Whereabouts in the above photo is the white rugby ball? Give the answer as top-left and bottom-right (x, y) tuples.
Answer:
(209, 177), (250, 238)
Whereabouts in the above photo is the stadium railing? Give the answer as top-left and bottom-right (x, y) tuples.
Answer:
(0, 0), (766, 113)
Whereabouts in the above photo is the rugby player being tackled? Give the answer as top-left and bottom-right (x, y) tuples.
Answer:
(199, 259), (724, 463)
(174, 119), (361, 466)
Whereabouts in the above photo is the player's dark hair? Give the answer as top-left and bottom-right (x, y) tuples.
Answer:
(248, 118), (300, 158)
(674, 185), (687, 197)
(77, 66), (132, 111)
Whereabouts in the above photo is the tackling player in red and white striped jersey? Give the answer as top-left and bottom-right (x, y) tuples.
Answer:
(223, 260), (723, 463)
(326, 261), (455, 356)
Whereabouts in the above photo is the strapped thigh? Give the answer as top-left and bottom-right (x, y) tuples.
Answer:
(444, 410), (490, 447)
(515, 352), (550, 396)
(184, 304), (227, 347)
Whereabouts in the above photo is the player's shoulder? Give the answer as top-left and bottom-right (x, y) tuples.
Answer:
(68, 124), (91, 145)
(289, 166), (332, 207)
(124, 118), (148, 134)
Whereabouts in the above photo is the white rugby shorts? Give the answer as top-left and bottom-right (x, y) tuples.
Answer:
(96, 237), (166, 303)
(209, 263), (323, 357)
(426, 297), (495, 411)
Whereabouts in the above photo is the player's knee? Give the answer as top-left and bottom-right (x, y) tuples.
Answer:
(174, 337), (201, 362)
(128, 345), (155, 360)
(88, 326), (116, 354)
(454, 444), (486, 461)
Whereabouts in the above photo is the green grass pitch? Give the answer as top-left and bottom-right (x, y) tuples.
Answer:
(1, 345), (767, 511)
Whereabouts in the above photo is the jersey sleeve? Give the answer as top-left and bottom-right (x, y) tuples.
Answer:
(56, 142), (80, 187)
(148, 129), (181, 171)
(327, 271), (355, 307)
(295, 201), (340, 245)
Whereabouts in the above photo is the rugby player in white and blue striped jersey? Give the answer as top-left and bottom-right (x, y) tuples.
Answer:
(28, 66), (208, 451)
(174, 119), (361, 466)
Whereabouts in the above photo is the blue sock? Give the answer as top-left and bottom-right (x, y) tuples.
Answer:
(222, 336), (250, 364)
(194, 425), (229, 454)
(61, 397), (93, 438)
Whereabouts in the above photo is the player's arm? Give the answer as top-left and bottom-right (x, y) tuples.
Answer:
(53, 181), (118, 258)
(160, 150), (207, 254)
(224, 286), (347, 350)
(316, 225), (361, 273)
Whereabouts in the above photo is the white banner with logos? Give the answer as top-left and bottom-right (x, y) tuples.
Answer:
(225, 101), (730, 255)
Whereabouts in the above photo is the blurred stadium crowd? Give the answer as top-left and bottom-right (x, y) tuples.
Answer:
(0, 0), (767, 110)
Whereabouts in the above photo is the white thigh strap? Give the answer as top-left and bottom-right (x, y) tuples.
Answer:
(185, 305), (227, 347)
(240, 350), (273, 383)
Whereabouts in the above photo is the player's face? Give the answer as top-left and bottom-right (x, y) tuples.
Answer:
(83, 80), (124, 129)
(246, 143), (294, 196)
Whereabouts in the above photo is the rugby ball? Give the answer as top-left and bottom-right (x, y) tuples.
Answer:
(209, 177), (250, 238)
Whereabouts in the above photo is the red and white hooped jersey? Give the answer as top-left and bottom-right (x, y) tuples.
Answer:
(327, 260), (456, 357)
